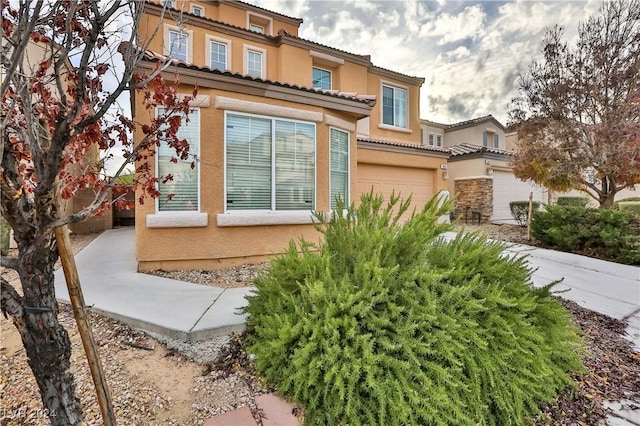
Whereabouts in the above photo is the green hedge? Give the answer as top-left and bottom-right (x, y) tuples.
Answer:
(0, 217), (11, 256)
(509, 200), (542, 227)
(618, 201), (640, 216)
(531, 205), (640, 265)
(556, 196), (589, 207)
(244, 192), (584, 425)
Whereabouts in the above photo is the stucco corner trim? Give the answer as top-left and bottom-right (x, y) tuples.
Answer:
(325, 114), (356, 132)
(146, 212), (209, 228)
(377, 123), (412, 134)
(215, 96), (323, 122)
(216, 212), (316, 227)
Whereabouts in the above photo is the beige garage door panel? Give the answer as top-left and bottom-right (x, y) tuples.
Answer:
(492, 170), (544, 222)
(357, 164), (435, 214)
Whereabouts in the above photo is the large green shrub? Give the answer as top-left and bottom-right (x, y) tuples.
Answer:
(531, 205), (640, 265)
(556, 196), (589, 207)
(244, 192), (584, 425)
(509, 200), (542, 227)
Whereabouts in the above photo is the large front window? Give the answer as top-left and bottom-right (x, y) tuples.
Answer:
(330, 128), (349, 209)
(210, 41), (227, 70)
(382, 84), (407, 128)
(157, 109), (200, 211)
(226, 114), (315, 211)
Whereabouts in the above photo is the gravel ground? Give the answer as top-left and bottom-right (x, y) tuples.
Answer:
(1, 225), (638, 425)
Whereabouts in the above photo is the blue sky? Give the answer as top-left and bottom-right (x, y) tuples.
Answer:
(246, 0), (603, 125)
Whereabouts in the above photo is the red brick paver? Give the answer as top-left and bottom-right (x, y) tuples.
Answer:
(203, 406), (257, 426)
(255, 393), (299, 426)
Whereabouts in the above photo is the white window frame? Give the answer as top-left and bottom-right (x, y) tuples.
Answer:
(436, 134), (443, 147)
(154, 107), (201, 214)
(380, 81), (409, 130)
(493, 133), (499, 149)
(164, 0), (174, 8)
(191, 5), (204, 16)
(428, 133), (435, 146)
(312, 66), (332, 90)
(223, 111), (317, 214)
(163, 24), (193, 63)
(246, 11), (273, 35)
(243, 45), (267, 79)
(329, 127), (350, 210)
(206, 35), (231, 70)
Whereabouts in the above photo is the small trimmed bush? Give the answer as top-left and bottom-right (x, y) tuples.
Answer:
(556, 196), (589, 207)
(244, 192), (584, 425)
(509, 200), (542, 227)
(532, 205), (640, 265)
(0, 217), (11, 256)
(619, 201), (640, 216)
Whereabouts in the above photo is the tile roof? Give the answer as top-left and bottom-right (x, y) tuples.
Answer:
(358, 137), (451, 154)
(445, 114), (506, 131)
(134, 45), (377, 106)
(448, 143), (514, 157)
(233, 0), (303, 24)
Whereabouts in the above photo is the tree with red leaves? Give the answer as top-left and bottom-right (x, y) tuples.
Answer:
(509, 0), (640, 207)
(1, 1), (195, 424)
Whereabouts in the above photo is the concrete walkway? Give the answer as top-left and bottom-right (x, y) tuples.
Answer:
(55, 228), (640, 425)
(54, 227), (252, 343)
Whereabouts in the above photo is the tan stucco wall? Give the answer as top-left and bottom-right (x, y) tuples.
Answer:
(447, 157), (511, 195)
(419, 123), (445, 146)
(445, 125), (506, 149)
(139, 6), (424, 146)
(135, 85), (360, 270)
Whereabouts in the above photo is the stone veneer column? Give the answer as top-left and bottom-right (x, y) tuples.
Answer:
(453, 177), (493, 224)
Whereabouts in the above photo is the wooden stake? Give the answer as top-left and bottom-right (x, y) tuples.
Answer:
(55, 226), (117, 425)
(527, 192), (534, 242)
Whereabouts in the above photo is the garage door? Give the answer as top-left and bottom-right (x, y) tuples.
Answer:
(492, 170), (545, 222)
(357, 163), (435, 221)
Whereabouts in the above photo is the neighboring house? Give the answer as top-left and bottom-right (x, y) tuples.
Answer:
(1, 41), (112, 235)
(420, 115), (545, 223)
(133, 0), (449, 271)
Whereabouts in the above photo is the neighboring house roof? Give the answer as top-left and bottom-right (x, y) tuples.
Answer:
(160, 0), (304, 26)
(132, 45), (376, 116)
(448, 143), (514, 161)
(358, 137), (451, 158)
(444, 114), (506, 132)
(420, 119), (448, 129)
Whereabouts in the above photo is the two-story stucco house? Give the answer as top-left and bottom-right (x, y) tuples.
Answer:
(133, 0), (449, 271)
(420, 115), (545, 222)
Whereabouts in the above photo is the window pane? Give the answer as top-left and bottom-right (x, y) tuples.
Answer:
(250, 24), (264, 33)
(382, 86), (394, 125)
(494, 134), (499, 148)
(482, 131), (488, 147)
(210, 41), (226, 69)
(436, 135), (442, 146)
(247, 51), (262, 78)
(394, 87), (407, 128)
(226, 115), (272, 210)
(330, 129), (349, 210)
(312, 67), (331, 90)
(275, 121), (315, 210)
(169, 31), (187, 61)
(157, 109), (199, 211)
(428, 134), (434, 145)
(192, 7), (202, 16)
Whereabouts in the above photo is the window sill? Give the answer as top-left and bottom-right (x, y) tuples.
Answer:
(377, 123), (412, 134)
(216, 211), (317, 227)
(146, 212), (208, 228)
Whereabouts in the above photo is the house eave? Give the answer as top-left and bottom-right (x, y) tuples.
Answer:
(357, 140), (450, 159)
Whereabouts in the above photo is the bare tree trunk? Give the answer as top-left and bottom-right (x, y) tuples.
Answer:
(8, 232), (84, 425)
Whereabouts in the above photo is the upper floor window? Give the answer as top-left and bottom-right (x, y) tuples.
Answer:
(191, 5), (204, 16)
(244, 45), (266, 79)
(482, 131), (488, 147)
(436, 134), (443, 147)
(493, 134), (499, 148)
(250, 23), (264, 33)
(210, 41), (228, 70)
(156, 108), (200, 212)
(169, 31), (188, 61)
(382, 84), (407, 128)
(428, 133), (434, 146)
(225, 113), (316, 211)
(164, 0), (174, 8)
(312, 67), (332, 90)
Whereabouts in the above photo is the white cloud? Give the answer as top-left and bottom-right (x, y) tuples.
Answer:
(419, 5), (486, 45)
